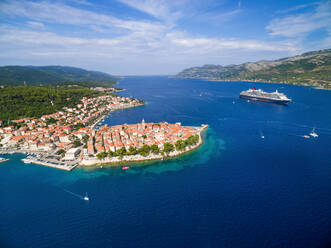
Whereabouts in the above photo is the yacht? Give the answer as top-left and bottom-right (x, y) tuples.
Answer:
(309, 128), (318, 138)
(83, 193), (89, 201)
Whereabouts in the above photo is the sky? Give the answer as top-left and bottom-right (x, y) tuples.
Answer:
(0, 0), (330, 75)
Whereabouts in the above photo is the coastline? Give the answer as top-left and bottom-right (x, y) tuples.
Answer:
(79, 125), (208, 167)
(0, 124), (208, 171)
(174, 76), (330, 89)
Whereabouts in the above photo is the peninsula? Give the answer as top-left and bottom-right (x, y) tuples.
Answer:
(0, 91), (207, 170)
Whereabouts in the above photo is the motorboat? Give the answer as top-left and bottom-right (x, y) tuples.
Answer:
(83, 193), (89, 201)
(309, 128), (318, 138)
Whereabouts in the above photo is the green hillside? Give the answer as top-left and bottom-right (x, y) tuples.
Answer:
(0, 65), (118, 87)
(176, 49), (331, 88)
(0, 86), (106, 122)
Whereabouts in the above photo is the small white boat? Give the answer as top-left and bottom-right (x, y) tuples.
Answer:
(0, 157), (10, 163)
(309, 128), (318, 138)
(83, 193), (89, 201)
(303, 135), (310, 139)
(261, 135), (265, 139)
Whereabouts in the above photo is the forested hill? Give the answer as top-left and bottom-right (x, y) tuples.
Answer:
(0, 66), (119, 87)
(176, 49), (331, 88)
(0, 86), (106, 122)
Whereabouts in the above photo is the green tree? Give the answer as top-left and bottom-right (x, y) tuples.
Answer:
(138, 144), (150, 157)
(163, 142), (174, 154)
(175, 140), (186, 151)
(72, 139), (82, 147)
(74, 122), (85, 130)
(117, 147), (127, 156)
(46, 118), (57, 125)
(128, 146), (137, 155)
(108, 150), (114, 157)
(150, 144), (160, 154)
(82, 135), (89, 144)
(96, 152), (107, 160)
(56, 149), (65, 155)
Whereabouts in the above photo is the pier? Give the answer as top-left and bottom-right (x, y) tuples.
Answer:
(21, 156), (78, 171)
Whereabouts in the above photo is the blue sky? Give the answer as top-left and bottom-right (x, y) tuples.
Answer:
(0, 0), (330, 75)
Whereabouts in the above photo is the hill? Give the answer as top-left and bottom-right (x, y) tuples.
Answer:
(0, 86), (107, 122)
(0, 65), (119, 87)
(176, 49), (331, 88)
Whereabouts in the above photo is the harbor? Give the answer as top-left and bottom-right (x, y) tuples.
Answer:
(21, 155), (78, 171)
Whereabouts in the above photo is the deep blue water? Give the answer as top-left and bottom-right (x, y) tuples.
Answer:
(1, 77), (331, 248)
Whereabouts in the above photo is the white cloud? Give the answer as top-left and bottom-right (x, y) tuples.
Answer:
(266, 1), (331, 37)
(117, 0), (184, 23)
(276, 2), (318, 14)
(0, 0), (165, 34)
(27, 21), (45, 28)
(0, 0), (317, 74)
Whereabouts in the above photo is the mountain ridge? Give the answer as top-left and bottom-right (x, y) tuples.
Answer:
(0, 65), (119, 87)
(176, 49), (331, 88)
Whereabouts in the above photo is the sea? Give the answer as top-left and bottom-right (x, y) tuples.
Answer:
(1, 77), (331, 248)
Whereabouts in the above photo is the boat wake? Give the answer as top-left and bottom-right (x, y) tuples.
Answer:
(63, 189), (85, 201)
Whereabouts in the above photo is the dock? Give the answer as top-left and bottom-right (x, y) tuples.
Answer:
(21, 157), (78, 171)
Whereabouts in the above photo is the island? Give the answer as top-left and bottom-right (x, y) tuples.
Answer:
(0, 91), (207, 170)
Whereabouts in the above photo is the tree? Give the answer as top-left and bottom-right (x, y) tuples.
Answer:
(175, 140), (186, 151)
(82, 135), (89, 144)
(163, 142), (174, 154)
(46, 118), (57, 125)
(186, 135), (199, 146)
(117, 147), (126, 156)
(56, 149), (65, 155)
(96, 152), (107, 160)
(150, 144), (160, 154)
(128, 146), (137, 155)
(138, 144), (150, 157)
(72, 139), (82, 147)
(108, 150), (114, 157)
(74, 122), (85, 130)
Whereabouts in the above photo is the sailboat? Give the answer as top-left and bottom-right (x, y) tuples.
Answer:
(83, 193), (89, 201)
(309, 128), (318, 138)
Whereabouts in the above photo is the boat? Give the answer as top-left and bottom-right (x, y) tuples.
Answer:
(240, 88), (291, 104)
(261, 135), (265, 139)
(309, 128), (318, 138)
(83, 193), (89, 201)
(122, 166), (130, 170)
(22, 159), (31, 164)
(303, 135), (310, 139)
(0, 157), (10, 163)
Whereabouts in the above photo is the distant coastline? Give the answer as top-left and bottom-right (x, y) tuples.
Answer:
(175, 49), (331, 89)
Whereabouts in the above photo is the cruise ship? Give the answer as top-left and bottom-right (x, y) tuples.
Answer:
(240, 88), (291, 104)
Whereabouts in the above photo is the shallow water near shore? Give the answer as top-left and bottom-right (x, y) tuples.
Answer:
(1, 77), (331, 248)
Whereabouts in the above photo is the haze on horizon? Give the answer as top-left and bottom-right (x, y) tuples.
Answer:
(0, 0), (330, 75)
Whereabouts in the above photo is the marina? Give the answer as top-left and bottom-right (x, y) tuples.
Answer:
(21, 155), (78, 171)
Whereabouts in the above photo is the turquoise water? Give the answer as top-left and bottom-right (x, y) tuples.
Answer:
(1, 77), (331, 247)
